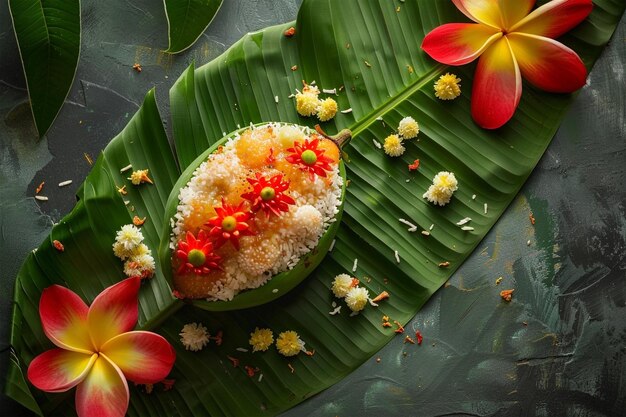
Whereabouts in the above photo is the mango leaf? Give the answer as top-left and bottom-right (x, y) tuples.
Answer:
(6, 0), (625, 416)
(164, 0), (224, 53)
(8, 0), (81, 137)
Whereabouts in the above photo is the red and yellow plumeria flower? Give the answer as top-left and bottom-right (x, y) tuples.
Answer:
(27, 277), (175, 417)
(422, 0), (593, 129)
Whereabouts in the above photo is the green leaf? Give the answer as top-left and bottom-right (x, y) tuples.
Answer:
(6, 0), (625, 416)
(164, 0), (224, 54)
(8, 0), (81, 137)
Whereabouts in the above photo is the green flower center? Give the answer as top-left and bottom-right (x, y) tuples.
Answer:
(187, 249), (206, 267)
(260, 187), (275, 201)
(221, 216), (237, 232)
(301, 149), (318, 165)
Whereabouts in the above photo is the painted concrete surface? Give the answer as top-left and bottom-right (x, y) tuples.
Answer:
(1, 1), (624, 416)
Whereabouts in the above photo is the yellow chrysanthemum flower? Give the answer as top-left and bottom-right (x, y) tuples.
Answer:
(383, 134), (405, 157)
(317, 98), (338, 122)
(398, 116), (419, 139)
(296, 92), (321, 117)
(249, 327), (274, 352)
(276, 331), (305, 357)
(434, 73), (461, 100)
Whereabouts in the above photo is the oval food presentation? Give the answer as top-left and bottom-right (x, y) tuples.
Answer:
(160, 123), (350, 310)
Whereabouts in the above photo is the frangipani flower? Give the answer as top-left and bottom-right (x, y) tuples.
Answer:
(27, 277), (176, 417)
(422, 0), (593, 129)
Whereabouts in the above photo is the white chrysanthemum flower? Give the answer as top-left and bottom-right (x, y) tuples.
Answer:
(423, 184), (453, 206)
(130, 243), (150, 258)
(179, 322), (210, 352)
(115, 224), (143, 251)
(113, 241), (133, 260)
(331, 273), (354, 298)
(317, 98), (338, 122)
(383, 134), (405, 157)
(398, 116), (419, 139)
(432, 171), (458, 193)
(345, 286), (369, 312)
(133, 253), (155, 275)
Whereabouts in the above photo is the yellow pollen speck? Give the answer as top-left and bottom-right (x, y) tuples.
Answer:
(249, 327), (274, 352)
(434, 73), (462, 100)
(383, 134), (405, 157)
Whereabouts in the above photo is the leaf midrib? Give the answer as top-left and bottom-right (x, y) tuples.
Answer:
(348, 63), (447, 138)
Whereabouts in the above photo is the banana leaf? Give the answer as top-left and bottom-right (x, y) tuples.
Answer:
(5, 0), (625, 416)
(8, 0), (81, 138)
(164, 0), (224, 53)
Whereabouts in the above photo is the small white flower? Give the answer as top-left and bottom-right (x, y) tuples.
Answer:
(332, 273), (354, 298)
(398, 116), (419, 139)
(115, 224), (143, 251)
(179, 323), (210, 352)
(345, 287), (369, 312)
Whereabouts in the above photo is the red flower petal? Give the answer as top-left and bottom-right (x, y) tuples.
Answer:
(100, 331), (176, 384)
(75, 355), (129, 417)
(39, 285), (93, 354)
(508, 33), (587, 92)
(87, 277), (141, 350)
(471, 37), (522, 129)
(27, 349), (97, 393)
(510, 0), (593, 39)
(422, 23), (502, 66)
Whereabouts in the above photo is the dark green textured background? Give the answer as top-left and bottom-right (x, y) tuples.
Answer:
(1, 1), (625, 416)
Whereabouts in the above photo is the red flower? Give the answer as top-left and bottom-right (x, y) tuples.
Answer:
(27, 278), (175, 417)
(241, 172), (295, 217)
(176, 230), (221, 275)
(285, 138), (334, 181)
(421, 0), (592, 129)
(206, 199), (254, 250)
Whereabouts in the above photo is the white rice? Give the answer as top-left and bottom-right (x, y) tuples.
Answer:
(170, 122), (343, 302)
